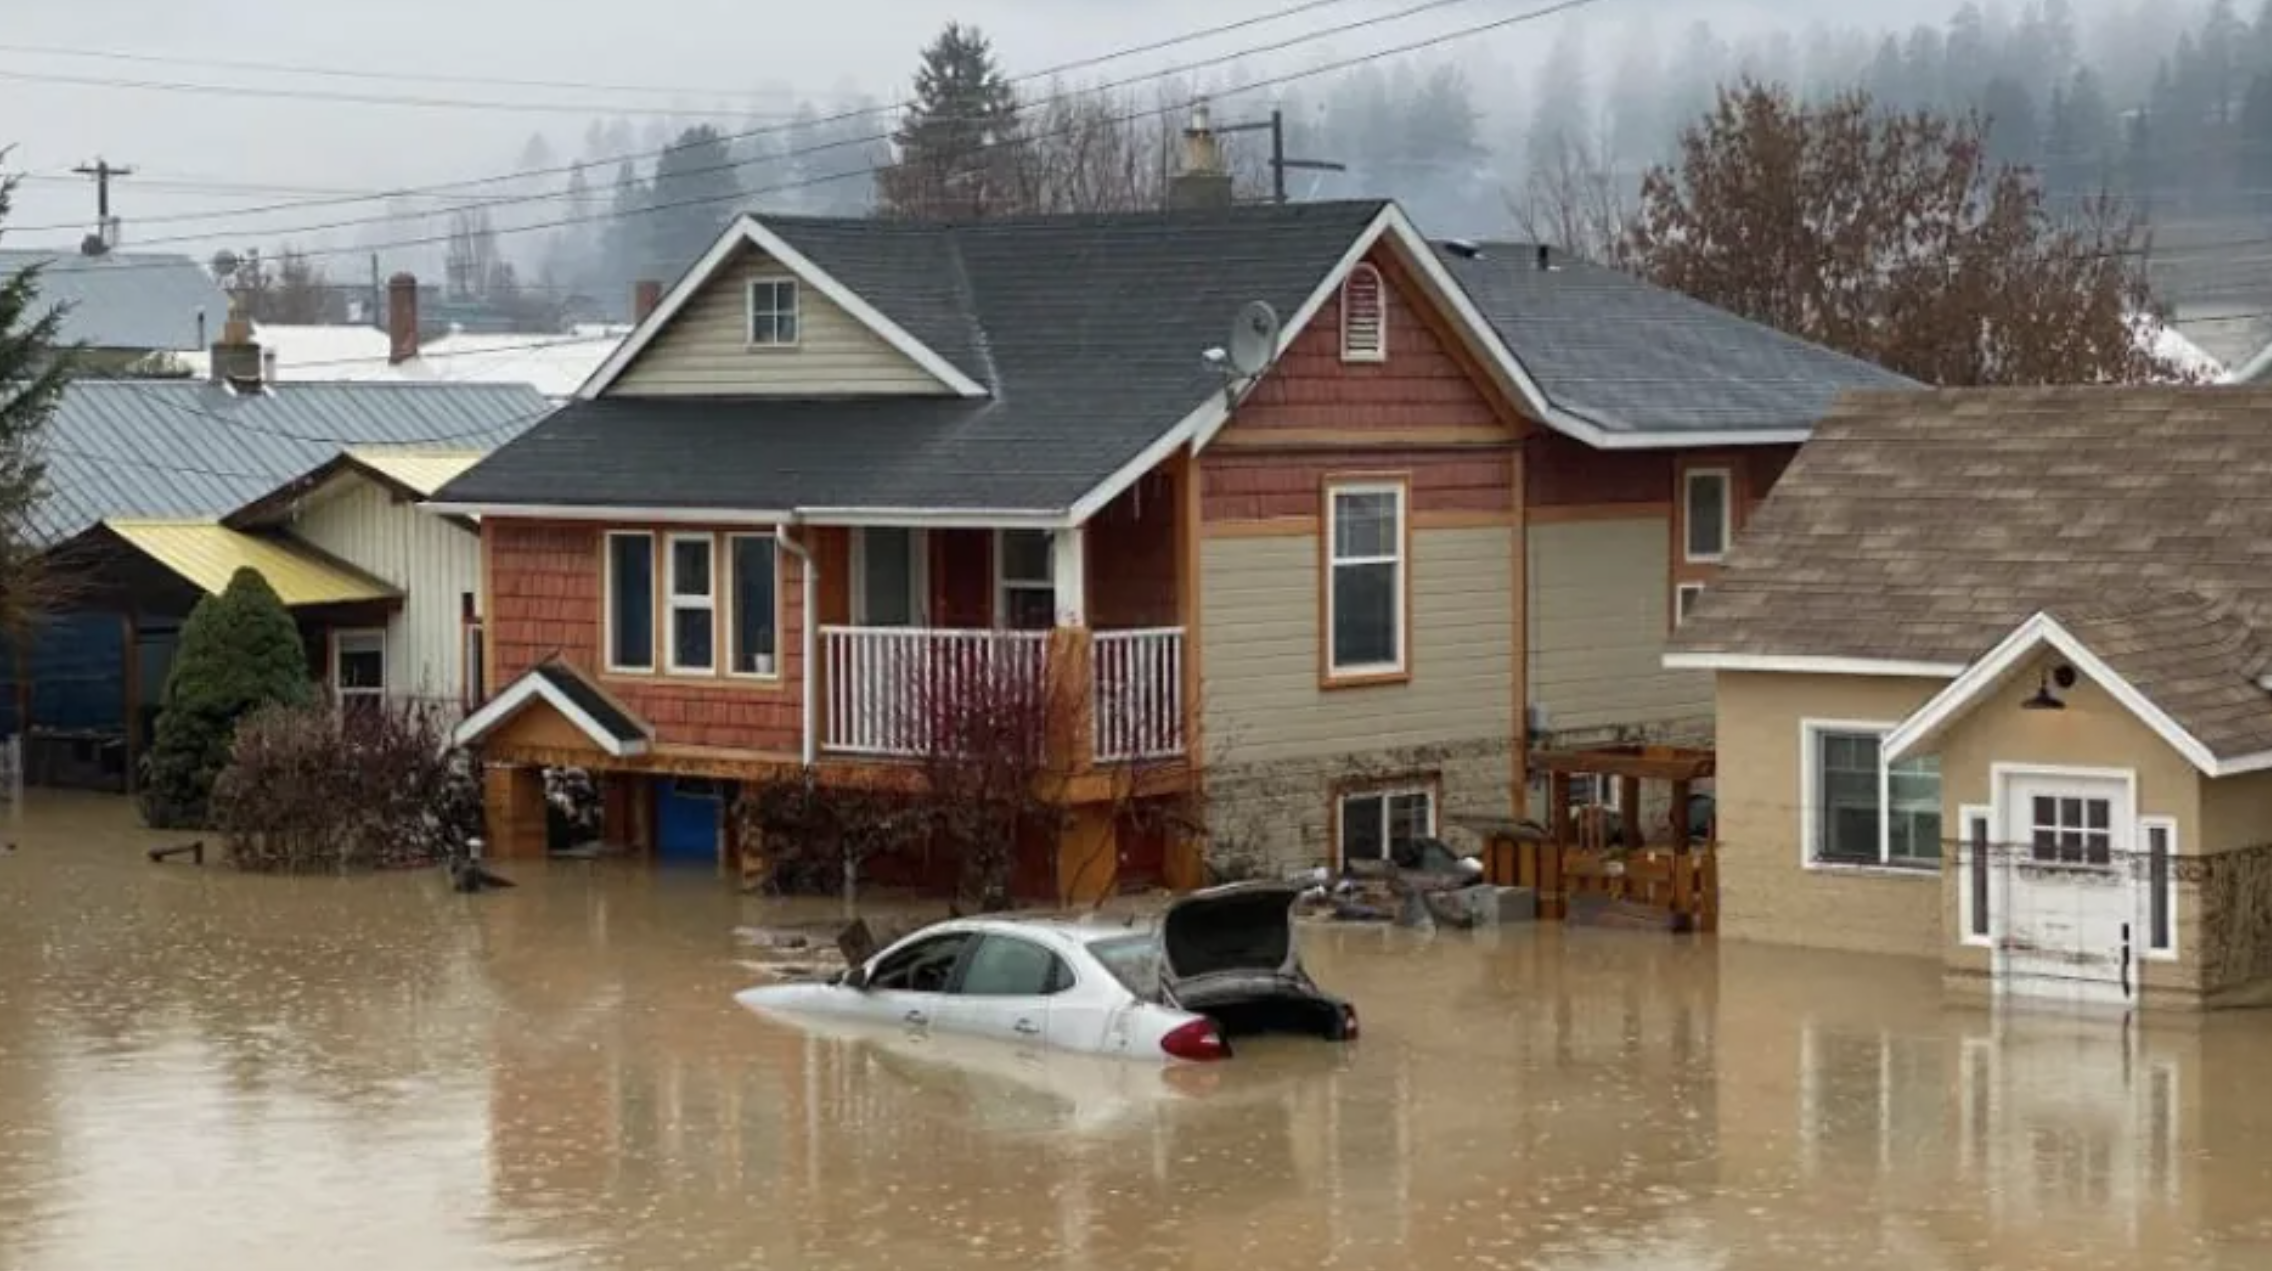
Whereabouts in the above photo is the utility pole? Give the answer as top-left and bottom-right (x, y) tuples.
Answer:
(71, 157), (134, 250)
(1215, 109), (1345, 203)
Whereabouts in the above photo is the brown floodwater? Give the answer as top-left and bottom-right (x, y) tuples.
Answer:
(7, 792), (2272, 1270)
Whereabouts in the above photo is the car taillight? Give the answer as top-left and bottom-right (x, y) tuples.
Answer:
(1160, 1018), (1230, 1062)
(1340, 1004), (1360, 1041)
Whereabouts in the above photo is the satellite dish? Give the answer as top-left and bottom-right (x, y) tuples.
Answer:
(1228, 300), (1279, 377)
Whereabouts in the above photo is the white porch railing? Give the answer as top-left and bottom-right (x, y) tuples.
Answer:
(1094, 628), (1186, 762)
(822, 626), (1050, 758)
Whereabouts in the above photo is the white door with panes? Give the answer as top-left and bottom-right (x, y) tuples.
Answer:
(1995, 772), (2138, 1007)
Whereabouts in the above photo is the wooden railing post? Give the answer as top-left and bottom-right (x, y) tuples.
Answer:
(1046, 627), (1096, 776)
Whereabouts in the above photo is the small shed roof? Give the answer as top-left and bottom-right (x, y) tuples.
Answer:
(101, 519), (398, 607)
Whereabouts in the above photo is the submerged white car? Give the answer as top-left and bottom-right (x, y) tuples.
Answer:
(734, 881), (1358, 1062)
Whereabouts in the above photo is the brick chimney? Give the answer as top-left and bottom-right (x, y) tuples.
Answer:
(1168, 97), (1234, 212)
(633, 279), (664, 322)
(207, 296), (263, 389)
(387, 272), (419, 365)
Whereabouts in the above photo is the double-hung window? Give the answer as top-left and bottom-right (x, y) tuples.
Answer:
(728, 533), (779, 677)
(333, 630), (386, 720)
(748, 278), (800, 347)
(1683, 468), (1732, 563)
(1804, 722), (1942, 870)
(667, 533), (717, 674)
(996, 530), (1055, 631)
(1326, 481), (1406, 679)
(1338, 785), (1435, 868)
(606, 531), (656, 673)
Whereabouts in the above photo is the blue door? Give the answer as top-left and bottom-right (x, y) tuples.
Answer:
(657, 778), (724, 865)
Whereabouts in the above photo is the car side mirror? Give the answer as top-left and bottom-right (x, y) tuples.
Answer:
(842, 966), (870, 992)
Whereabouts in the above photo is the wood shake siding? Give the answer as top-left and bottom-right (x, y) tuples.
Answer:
(487, 519), (805, 754)
(610, 247), (951, 397)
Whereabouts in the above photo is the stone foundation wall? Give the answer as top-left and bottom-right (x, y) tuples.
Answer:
(2194, 841), (2272, 998)
(1202, 737), (1515, 876)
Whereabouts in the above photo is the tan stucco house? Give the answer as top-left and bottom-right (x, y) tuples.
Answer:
(1666, 387), (2272, 1010)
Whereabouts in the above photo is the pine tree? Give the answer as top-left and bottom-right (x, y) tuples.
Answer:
(0, 173), (70, 661)
(645, 126), (743, 278)
(140, 568), (312, 829)
(878, 23), (1024, 219)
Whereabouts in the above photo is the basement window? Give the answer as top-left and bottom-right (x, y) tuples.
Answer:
(1338, 785), (1435, 870)
(1339, 263), (1386, 362)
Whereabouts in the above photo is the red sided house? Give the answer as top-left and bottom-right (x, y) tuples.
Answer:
(434, 193), (1556, 896)
(434, 188), (1912, 897)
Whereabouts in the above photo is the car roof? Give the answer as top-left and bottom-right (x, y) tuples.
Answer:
(885, 915), (1146, 954)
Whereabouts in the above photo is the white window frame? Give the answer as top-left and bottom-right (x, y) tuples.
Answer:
(603, 530), (656, 674)
(1683, 467), (1733, 564)
(332, 628), (387, 707)
(993, 529), (1054, 630)
(851, 527), (930, 627)
(1958, 803), (1994, 948)
(725, 531), (782, 680)
(1797, 718), (1942, 876)
(664, 531), (718, 676)
(1339, 262), (1387, 363)
(1325, 480), (1407, 678)
(2141, 814), (2178, 960)
(1335, 784), (1436, 870)
(746, 277), (801, 349)
(1674, 581), (1706, 627)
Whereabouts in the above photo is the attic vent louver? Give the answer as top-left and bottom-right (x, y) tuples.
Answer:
(1339, 263), (1386, 363)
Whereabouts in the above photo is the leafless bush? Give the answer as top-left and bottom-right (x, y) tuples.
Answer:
(212, 700), (481, 874)
(734, 777), (925, 903)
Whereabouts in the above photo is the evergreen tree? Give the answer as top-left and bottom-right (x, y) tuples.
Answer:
(2045, 68), (2115, 198)
(645, 125), (743, 278)
(1979, 76), (2043, 173)
(140, 568), (311, 829)
(2239, 71), (2272, 205)
(0, 174), (70, 660)
(878, 23), (1025, 219)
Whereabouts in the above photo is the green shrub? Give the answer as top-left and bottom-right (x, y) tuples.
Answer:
(140, 567), (310, 828)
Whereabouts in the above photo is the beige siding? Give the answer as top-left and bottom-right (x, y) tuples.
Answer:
(611, 247), (951, 396)
(1528, 516), (1708, 739)
(1714, 671), (1947, 958)
(1200, 526), (1515, 765)
(288, 479), (480, 707)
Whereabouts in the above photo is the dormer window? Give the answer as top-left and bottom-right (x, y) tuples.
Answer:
(748, 278), (801, 347)
(1339, 263), (1386, 363)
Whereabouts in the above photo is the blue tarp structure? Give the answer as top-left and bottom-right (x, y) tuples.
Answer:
(0, 612), (127, 735)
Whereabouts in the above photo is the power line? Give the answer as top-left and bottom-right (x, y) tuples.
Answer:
(0, 65), (781, 121)
(0, 41), (780, 100)
(0, 0), (1381, 237)
(19, 0), (1609, 266)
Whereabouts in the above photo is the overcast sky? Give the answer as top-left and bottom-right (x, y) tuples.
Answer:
(0, 0), (2050, 259)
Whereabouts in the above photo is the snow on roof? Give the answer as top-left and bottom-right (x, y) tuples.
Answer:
(402, 329), (627, 398)
(2133, 315), (2226, 383)
(173, 323), (395, 380)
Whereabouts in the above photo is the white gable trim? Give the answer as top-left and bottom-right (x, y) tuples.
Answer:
(576, 217), (988, 401)
(454, 670), (651, 758)
(1661, 651), (1968, 678)
(1881, 611), (2233, 776)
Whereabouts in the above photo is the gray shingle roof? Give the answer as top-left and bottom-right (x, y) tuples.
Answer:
(1434, 243), (1919, 436)
(439, 200), (1392, 514)
(1669, 387), (2272, 759)
(0, 249), (230, 353)
(38, 379), (552, 542)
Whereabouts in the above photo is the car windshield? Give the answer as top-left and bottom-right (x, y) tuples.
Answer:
(1085, 933), (1160, 998)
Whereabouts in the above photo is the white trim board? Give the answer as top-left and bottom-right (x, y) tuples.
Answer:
(1882, 610), (2272, 779)
(576, 216), (988, 400)
(1662, 651), (1968, 678)
(453, 670), (652, 758)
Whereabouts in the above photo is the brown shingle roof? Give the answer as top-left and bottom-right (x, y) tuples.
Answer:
(1673, 386), (2272, 758)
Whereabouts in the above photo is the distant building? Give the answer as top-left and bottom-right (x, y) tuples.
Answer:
(0, 248), (229, 370)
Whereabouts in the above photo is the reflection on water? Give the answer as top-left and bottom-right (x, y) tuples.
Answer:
(6, 793), (2272, 1269)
